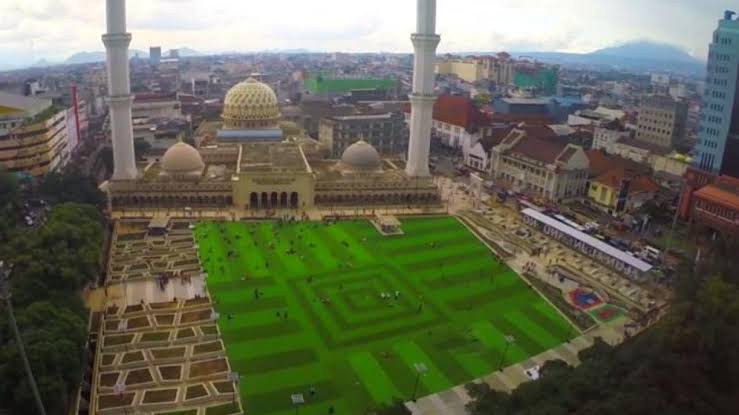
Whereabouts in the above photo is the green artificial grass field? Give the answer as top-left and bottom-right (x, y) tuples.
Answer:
(195, 216), (575, 415)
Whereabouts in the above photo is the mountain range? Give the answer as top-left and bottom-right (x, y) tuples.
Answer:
(63, 47), (203, 65)
(1, 41), (706, 76)
(511, 41), (705, 76)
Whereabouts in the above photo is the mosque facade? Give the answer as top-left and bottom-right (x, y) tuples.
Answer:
(101, 0), (440, 213)
(104, 77), (439, 211)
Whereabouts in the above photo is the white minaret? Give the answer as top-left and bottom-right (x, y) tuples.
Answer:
(103, 0), (137, 180)
(405, 0), (440, 177)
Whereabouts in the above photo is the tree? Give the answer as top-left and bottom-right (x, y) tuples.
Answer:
(0, 165), (18, 207)
(0, 301), (88, 415)
(474, 93), (492, 107)
(465, 272), (739, 415)
(38, 169), (104, 207)
(8, 203), (103, 307)
(0, 201), (103, 415)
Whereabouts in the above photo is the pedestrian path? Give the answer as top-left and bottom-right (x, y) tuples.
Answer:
(404, 323), (624, 415)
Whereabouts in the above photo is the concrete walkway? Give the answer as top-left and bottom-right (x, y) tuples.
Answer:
(404, 322), (626, 415)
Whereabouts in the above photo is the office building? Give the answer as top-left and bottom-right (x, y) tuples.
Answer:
(149, 46), (161, 65)
(319, 112), (408, 157)
(694, 10), (739, 175)
(0, 92), (70, 177)
(635, 94), (688, 149)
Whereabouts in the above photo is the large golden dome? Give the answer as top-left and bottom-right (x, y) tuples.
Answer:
(222, 78), (280, 129)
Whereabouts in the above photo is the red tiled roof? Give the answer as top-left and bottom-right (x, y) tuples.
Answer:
(518, 124), (559, 139)
(557, 147), (577, 163)
(432, 95), (487, 131)
(479, 127), (513, 152)
(586, 149), (650, 178)
(594, 167), (660, 194)
(716, 175), (739, 189)
(695, 183), (739, 208)
(508, 132), (570, 164)
(487, 113), (554, 124)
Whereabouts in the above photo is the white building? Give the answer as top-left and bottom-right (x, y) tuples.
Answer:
(490, 128), (590, 201)
(567, 106), (626, 127)
(593, 127), (632, 151)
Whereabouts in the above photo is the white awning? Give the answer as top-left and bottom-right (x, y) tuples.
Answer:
(522, 208), (653, 273)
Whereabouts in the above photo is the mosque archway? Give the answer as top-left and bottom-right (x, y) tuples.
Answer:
(280, 192), (288, 208)
(261, 192), (269, 208)
(250, 193), (259, 209)
(290, 192), (299, 208)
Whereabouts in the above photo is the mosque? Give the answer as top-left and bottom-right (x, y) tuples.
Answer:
(101, 0), (441, 213)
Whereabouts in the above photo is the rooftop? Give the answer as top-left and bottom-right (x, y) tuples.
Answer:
(695, 180), (739, 208)
(240, 142), (309, 173)
(0, 91), (52, 120)
(501, 97), (551, 105)
(432, 95), (487, 131)
(522, 208), (653, 273)
(500, 127), (569, 164)
(586, 149), (651, 178)
(594, 167), (660, 194)
(615, 136), (671, 156)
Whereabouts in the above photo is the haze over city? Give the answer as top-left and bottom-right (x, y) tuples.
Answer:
(0, 0), (731, 65)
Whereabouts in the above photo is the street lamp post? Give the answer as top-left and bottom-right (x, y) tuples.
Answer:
(411, 362), (428, 402)
(1, 261), (47, 415)
(498, 335), (515, 371)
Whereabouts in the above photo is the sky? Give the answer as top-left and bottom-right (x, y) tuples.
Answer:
(0, 0), (732, 65)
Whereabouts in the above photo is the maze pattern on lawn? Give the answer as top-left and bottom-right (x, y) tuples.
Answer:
(195, 217), (575, 415)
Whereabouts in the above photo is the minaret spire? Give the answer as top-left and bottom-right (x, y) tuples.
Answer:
(103, 0), (137, 180)
(405, 0), (440, 177)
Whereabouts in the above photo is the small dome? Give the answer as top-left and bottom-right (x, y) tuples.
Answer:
(222, 78), (280, 128)
(341, 140), (381, 170)
(161, 142), (205, 174)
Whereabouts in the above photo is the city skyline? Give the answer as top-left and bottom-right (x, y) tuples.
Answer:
(0, 0), (731, 66)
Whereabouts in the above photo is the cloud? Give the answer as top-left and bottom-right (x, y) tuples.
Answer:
(0, 0), (729, 65)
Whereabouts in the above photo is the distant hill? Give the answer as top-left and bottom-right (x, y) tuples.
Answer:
(64, 52), (106, 65)
(64, 49), (148, 65)
(31, 59), (53, 68)
(508, 41), (706, 77)
(591, 41), (701, 64)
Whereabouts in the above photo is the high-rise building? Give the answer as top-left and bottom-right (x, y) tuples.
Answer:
(635, 94), (688, 150)
(0, 92), (71, 177)
(694, 10), (739, 176)
(149, 46), (161, 65)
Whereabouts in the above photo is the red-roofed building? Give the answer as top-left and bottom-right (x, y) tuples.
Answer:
(585, 149), (651, 178)
(403, 95), (491, 151)
(680, 169), (739, 235)
(585, 150), (658, 214)
(490, 128), (590, 201)
(404, 95), (497, 172)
